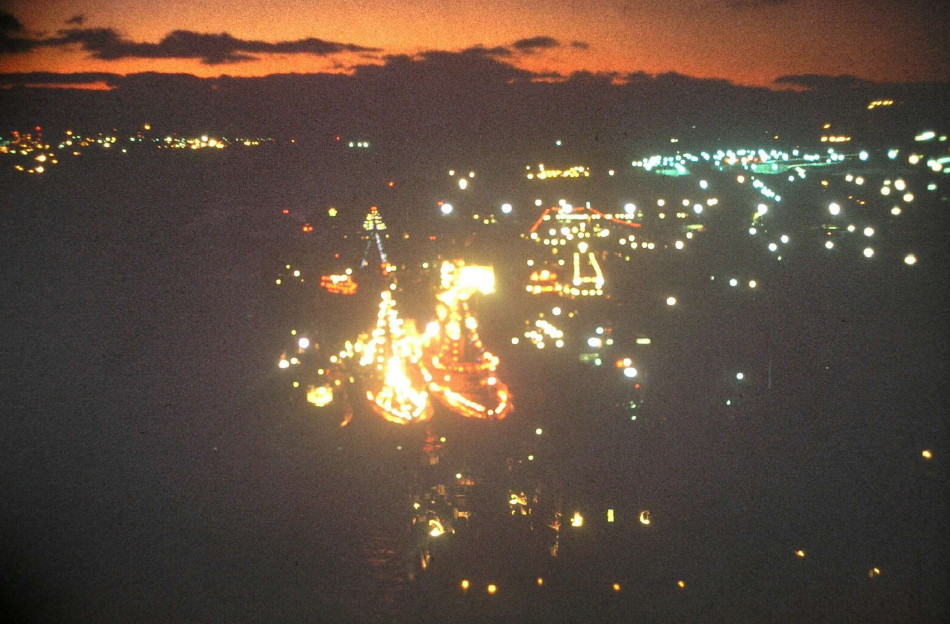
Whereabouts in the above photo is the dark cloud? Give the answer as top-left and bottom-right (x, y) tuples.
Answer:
(461, 37), (586, 59)
(512, 36), (560, 53)
(0, 71), (121, 91)
(0, 14), (380, 65)
(460, 45), (513, 59)
(1, 11), (24, 33)
(0, 11), (36, 53)
(773, 73), (876, 90)
(3, 52), (947, 158)
(364, 49), (534, 85)
(65, 14), (85, 26)
(0, 71), (120, 86)
(47, 27), (381, 64)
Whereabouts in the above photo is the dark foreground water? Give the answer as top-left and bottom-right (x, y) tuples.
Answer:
(1, 147), (947, 622)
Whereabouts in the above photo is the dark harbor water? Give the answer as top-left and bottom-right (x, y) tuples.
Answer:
(1, 146), (947, 622)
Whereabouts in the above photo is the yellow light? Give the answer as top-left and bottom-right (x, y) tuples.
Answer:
(306, 385), (334, 407)
(461, 579), (470, 590)
(677, 580), (686, 589)
(639, 510), (651, 525)
(868, 567), (881, 578)
(536, 577), (544, 587)
(607, 508), (615, 523)
(794, 550), (806, 558)
(921, 449), (933, 460)
(571, 512), (584, 527)
(612, 583), (621, 592)
(487, 584), (497, 595)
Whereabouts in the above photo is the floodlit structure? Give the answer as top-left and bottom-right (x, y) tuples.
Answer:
(526, 204), (624, 298)
(570, 241), (605, 296)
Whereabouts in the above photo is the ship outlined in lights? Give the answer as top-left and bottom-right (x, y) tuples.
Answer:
(420, 261), (511, 421)
(357, 288), (434, 424)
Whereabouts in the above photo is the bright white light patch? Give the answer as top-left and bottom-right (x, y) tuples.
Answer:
(457, 265), (495, 294)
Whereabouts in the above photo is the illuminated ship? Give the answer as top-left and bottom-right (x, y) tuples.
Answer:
(420, 261), (511, 421)
(360, 205), (392, 273)
(525, 268), (560, 295)
(320, 272), (358, 295)
(355, 288), (433, 425)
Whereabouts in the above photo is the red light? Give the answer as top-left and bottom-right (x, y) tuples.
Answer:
(428, 235), (437, 241)
(282, 209), (289, 215)
(634, 383), (640, 389)
(335, 136), (341, 141)
(388, 181), (395, 188)
(302, 224), (314, 233)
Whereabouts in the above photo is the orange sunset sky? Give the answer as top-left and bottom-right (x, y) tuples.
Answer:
(1, 0), (947, 87)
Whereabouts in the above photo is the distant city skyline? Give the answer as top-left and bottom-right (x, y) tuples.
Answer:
(2, 0), (948, 87)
